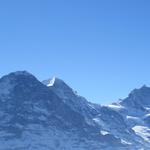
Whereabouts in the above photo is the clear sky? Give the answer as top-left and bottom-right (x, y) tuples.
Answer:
(0, 0), (150, 104)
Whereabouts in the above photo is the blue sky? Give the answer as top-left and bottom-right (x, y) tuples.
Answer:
(0, 0), (150, 104)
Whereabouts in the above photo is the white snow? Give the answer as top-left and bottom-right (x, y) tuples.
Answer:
(121, 139), (132, 145)
(126, 115), (139, 120)
(93, 118), (105, 126)
(107, 104), (124, 110)
(88, 103), (98, 110)
(132, 125), (150, 142)
(100, 130), (109, 135)
(47, 77), (56, 87)
(126, 115), (143, 126)
(145, 113), (150, 117)
(145, 107), (150, 111)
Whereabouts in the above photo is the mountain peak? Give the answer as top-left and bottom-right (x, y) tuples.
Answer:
(42, 77), (77, 99)
(141, 84), (148, 88)
(0, 71), (150, 149)
(11, 71), (32, 76)
(42, 76), (56, 87)
(42, 77), (68, 88)
(139, 84), (150, 91)
(120, 85), (150, 109)
(2, 71), (37, 80)
(129, 85), (150, 96)
(0, 71), (35, 80)
(0, 71), (39, 93)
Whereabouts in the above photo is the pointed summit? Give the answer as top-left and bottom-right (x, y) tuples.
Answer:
(42, 77), (73, 91)
(120, 85), (150, 109)
(42, 76), (56, 87)
(129, 85), (150, 96)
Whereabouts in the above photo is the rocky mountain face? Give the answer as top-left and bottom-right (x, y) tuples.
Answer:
(0, 71), (150, 149)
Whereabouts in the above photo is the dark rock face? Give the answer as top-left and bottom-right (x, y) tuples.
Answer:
(0, 71), (150, 149)
(0, 72), (93, 132)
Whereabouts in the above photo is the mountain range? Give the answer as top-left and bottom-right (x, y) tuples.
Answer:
(0, 71), (150, 150)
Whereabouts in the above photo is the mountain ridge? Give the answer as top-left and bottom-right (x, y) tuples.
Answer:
(0, 71), (150, 150)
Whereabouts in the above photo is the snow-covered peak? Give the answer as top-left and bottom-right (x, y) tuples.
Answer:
(43, 77), (56, 87)
(42, 77), (77, 100)
(1, 71), (150, 149)
(42, 77), (72, 90)
(42, 77), (53, 86)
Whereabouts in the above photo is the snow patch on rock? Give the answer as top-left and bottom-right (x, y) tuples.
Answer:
(132, 126), (150, 142)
